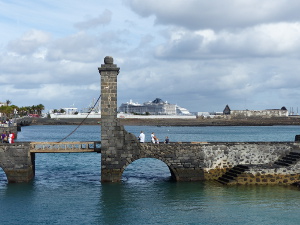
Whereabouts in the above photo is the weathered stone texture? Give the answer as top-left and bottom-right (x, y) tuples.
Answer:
(0, 142), (34, 182)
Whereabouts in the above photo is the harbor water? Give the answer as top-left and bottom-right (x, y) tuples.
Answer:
(1, 125), (300, 224)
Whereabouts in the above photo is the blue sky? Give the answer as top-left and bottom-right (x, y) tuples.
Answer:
(1, 0), (300, 113)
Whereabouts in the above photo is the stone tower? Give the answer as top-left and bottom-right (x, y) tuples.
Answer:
(98, 56), (143, 182)
(98, 56), (125, 182)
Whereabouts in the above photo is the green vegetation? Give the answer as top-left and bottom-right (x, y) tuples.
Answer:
(0, 100), (45, 119)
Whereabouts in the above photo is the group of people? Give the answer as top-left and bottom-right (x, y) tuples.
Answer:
(138, 131), (169, 144)
(1, 131), (15, 143)
(0, 119), (14, 127)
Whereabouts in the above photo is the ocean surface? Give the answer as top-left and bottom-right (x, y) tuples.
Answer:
(1, 125), (300, 225)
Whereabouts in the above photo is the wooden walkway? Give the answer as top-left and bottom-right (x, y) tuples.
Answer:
(30, 141), (101, 153)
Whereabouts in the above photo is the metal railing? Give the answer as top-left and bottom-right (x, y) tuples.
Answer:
(30, 141), (101, 153)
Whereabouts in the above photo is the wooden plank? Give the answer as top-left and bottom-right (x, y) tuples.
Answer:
(30, 149), (96, 153)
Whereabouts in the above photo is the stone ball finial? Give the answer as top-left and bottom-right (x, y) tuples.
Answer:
(104, 56), (113, 64)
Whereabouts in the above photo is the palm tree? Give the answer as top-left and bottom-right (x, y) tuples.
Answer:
(6, 99), (11, 106)
(31, 105), (37, 114)
(36, 104), (45, 115)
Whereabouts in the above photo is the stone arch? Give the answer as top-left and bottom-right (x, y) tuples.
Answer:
(121, 157), (177, 181)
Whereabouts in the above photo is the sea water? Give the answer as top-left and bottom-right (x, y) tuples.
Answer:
(0, 125), (300, 225)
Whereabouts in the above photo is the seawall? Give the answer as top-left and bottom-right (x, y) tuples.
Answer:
(31, 116), (300, 126)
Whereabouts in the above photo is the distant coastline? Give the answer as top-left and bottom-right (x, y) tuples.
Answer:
(26, 116), (300, 126)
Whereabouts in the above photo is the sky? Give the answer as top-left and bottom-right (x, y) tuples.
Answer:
(1, 0), (300, 113)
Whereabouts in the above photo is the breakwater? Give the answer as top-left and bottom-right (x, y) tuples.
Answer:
(28, 116), (300, 126)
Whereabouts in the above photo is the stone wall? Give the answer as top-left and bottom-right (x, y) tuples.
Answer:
(99, 139), (300, 183)
(125, 141), (300, 183)
(230, 109), (288, 118)
(0, 142), (34, 183)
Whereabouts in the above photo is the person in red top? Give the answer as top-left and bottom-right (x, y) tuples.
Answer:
(9, 131), (15, 143)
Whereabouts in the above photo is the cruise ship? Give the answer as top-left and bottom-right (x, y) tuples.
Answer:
(119, 98), (192, 115)
(49, 98), (196, 119)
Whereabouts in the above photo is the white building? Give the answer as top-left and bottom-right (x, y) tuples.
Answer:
(223, 105), (289, 118)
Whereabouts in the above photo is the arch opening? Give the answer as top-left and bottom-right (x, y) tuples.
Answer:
(122, 158), (174, 183)
(0, 166), (8, 184)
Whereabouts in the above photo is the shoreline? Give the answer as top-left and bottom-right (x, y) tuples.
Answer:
(25, 117), (300, 126)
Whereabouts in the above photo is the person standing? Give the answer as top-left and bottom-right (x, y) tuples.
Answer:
(1, 131), (6, 143)
(151, 132), (155, 144)
(9, 131), (15, 144)
(1, 131), (8, 143)
(164, 136), (170, 144)
(139, 131), (145, 143)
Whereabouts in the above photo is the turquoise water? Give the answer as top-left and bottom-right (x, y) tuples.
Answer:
(1, 125), (300, 225)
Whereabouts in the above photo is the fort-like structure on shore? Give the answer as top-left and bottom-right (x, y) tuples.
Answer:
(1, 56), (300, 185)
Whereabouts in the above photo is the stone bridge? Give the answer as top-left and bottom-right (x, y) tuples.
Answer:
(98, 56), (300, 184)
(1, 56), (300, 185)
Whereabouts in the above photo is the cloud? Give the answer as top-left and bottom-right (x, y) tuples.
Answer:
(2, 0), (300, 113)
(46, 32), (102, 62)
(74, 9), (112, 30)
(155, 22), (300, 60)
(126, 0), (300, 30)
(7, 30), (51, 55)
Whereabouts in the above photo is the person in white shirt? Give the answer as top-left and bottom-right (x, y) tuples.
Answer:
(151, 132), (155, 143)
(139, 131), (145, 143)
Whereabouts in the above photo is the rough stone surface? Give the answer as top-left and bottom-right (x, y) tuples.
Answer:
(0, 142), (34, 182)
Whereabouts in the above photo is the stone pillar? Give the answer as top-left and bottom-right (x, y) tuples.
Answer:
(0, 142), (35, 183)
(98, 56), (124, 182)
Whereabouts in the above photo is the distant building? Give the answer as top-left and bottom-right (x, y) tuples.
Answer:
(118, 98), (191, 115)
(223, 104), (231, 115)
(223, 105), (289, 118)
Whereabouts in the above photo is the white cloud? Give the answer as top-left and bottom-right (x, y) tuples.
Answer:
(155, 23), (300, 59)
(74, 9), (112, 30)
(2, 0), (300, 113)
(7, 30), (51, 55)
(126, 0), (300, 30)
